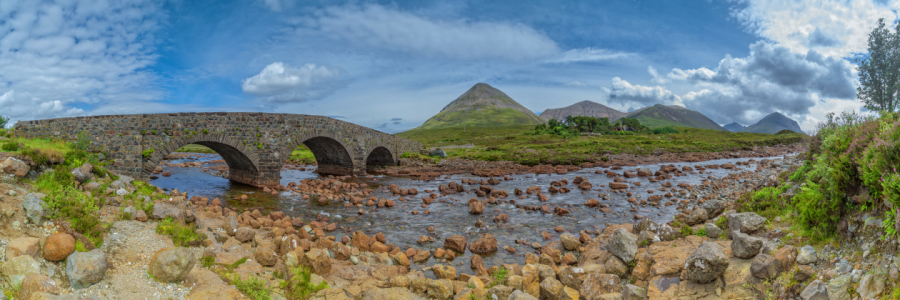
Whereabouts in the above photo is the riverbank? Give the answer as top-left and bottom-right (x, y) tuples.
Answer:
(0, 146), (866, 299)
(0, 121), (895, 299)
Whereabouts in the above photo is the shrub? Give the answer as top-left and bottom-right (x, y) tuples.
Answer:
(793, 182), (840, 241)
(73, 131), (91, 151)
(43, 185), (107, 246)
(695, 226), (707, 237)
(775, 129), (797, 135)
(651, 126), (680, 134)
(736, 184), (791, 219)
(1, 141), (17, 151)
(64, 150), (89, 166)
(200, 255), (215, 268)
(679, 225), (693, 238)
(156, 217), (205, 247)
(142, 148), (154, 158)
(231, 275), (272, 300)
(34, 165), (77, 191)
(490, 267), (509, 287)
(281, 265), (328, 300)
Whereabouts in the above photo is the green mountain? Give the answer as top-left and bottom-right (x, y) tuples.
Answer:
(539, 100), (626, 121)
(623, 104), (726, 131)
(741, 112), (804, 134)
(723, 122), (746, 132)
(414, 83), (545, 130)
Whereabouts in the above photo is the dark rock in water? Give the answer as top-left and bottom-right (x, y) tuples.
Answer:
(429, 149), (447, 158)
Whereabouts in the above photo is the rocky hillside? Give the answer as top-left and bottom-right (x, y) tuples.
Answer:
(414, 83), (544, 130)
(741, 112), (804, 134)
(624, 104), (726, 130)
(723, 122), (746, 132)
(539, 100), (626, 121)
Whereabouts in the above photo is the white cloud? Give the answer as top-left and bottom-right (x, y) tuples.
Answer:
(242, 62), (346, 103)
(0, 0), (165, 124)
(564, 81), (588, 87)
(608, 77), (683, 107)
(648, 66), (669, 85)
(615, 41), (858, 131)
(261, 0), (290, 12)
(304, 4), (561, 61)
(730, 0), (899, 57)
(546, 48), (634, 64)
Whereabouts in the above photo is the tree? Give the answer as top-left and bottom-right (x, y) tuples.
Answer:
(0, 116), (8, 129)
(858, 18), (900, 112)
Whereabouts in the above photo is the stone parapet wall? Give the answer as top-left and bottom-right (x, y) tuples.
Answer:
(14, 112), (422, 186)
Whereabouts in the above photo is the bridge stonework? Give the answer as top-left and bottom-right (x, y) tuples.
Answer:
(14, 113), (422, 186)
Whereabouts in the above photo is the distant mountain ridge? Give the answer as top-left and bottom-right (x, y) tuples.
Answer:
(623, 104), (726, 131)
(413, 83), (545, 130)
(741, 112), (804, 134)
(539, 100), (626, 121)
(723, 122), (746, 132)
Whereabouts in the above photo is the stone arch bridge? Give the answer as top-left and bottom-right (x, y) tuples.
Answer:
(14, 113), (422, 186)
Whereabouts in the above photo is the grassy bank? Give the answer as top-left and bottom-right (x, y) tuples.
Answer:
(2, 134), (177, 247)
(733, 111), (900, 242)
(398, 125), (807, 166)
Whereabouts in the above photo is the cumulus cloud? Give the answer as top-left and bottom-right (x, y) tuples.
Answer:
(242, 62), (346, 103)
(0, 0), (165, 124)
(648, 66), (669, 85)
(729, 0), (899, 57)
(611, 41), (857, 127)
(608, 77), (683, 107)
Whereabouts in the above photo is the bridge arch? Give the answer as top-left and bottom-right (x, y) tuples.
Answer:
(365, 146), (395, 169)
(301, 136), (355, 176)
(142, 134), (262, 185)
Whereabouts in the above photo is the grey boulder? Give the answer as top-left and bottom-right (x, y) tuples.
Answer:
(683, 241), (729, 284)
(66, 249), (108, 289)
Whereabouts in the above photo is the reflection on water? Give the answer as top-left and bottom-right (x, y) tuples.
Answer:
(150, 153), (791, 272)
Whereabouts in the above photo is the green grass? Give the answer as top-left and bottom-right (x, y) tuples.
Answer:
(281, 265), (328, 300)
(0, 138), (72, 154)
(174, 144), (217, 154)
(231, 274), (272, 300)
(489, 267), (509, 287)
(175, 143), (318, 165)
(735, 184), (792, 219)
(626, 104), (725, 130)
(397, 125), (806, 166)
(289, 145), (316, 164)
(416, 108), (543, 130)
(74, 240), (88, 252)
(200, 255), (215, 268)
(228, 257), (248, 272)
(156, 217), (205, 247)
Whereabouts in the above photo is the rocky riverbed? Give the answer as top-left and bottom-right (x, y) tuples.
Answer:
(0, 144), (896, 299)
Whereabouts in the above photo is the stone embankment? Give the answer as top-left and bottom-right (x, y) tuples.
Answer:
(0, 149), (891, 299)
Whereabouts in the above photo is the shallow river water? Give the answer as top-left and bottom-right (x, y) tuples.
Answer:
(150, 153), (791, 273)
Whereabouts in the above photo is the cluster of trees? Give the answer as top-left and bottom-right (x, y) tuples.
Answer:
(529, 116), (676, 137)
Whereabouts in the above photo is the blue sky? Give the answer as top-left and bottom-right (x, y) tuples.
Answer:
(1, 0), (896, 132)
